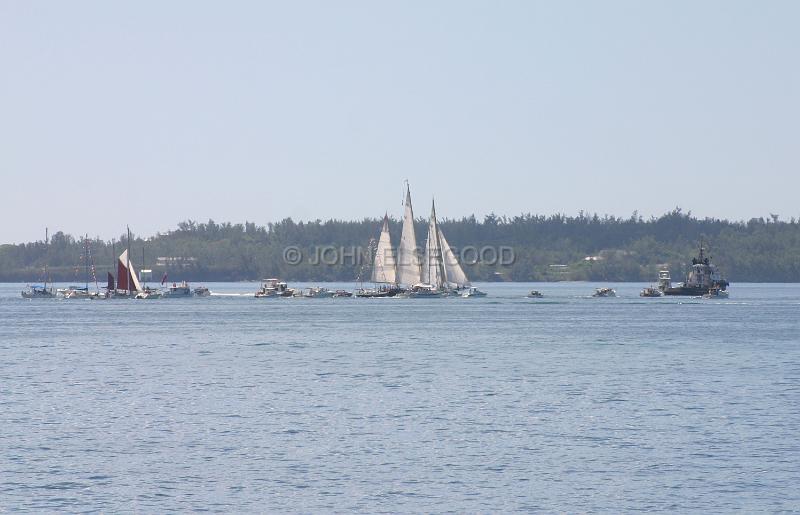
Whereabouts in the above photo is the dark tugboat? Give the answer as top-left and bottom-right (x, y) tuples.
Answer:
(660, 242), (729, 296)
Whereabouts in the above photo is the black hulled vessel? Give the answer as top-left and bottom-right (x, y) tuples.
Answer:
(660, 242), (729, 296)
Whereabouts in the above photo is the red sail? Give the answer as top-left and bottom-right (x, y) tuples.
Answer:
(117, 260), (129, 291)
(116, 249), (142, 293)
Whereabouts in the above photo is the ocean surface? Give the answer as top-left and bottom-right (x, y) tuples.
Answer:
(1, 281), (799, 512)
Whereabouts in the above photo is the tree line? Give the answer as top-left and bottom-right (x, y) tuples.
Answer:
(2, 209), (799, 283)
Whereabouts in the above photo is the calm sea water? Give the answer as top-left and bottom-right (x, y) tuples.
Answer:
(1, 282), (798, 512)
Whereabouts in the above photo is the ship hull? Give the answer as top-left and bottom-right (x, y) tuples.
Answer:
(663, 285), (726, 296)
(355, 288), (400, 298)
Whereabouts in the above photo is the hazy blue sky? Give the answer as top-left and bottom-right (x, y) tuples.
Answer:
(2, 1), (798, 242)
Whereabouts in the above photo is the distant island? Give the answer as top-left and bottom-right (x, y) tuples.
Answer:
(3, 209), (800, 283)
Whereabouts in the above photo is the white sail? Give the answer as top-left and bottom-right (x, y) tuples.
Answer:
(422, 199), (447, 289)
(371, 215), (396, 284)
(439, 229), (470, 288)
(396, 185), (421, 286)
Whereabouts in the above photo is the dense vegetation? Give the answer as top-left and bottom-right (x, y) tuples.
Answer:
(2, 209), (800, 283)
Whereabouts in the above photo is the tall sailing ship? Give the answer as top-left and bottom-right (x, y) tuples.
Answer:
(359, 184), (471, 298)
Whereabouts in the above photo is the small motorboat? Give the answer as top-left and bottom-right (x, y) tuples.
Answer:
(62, 286), (99, 300)
(332, 290), (353, 298)
(462, 287), (487, 298)
(303, 287), (335, 298)
(255, 278), (295, 298)
(703, 286), (729, 299)
(355, 285), (401, 298)
(163, 281), (192, 298)
(405, 283), (443, 298)
(134, 287), (163, 300)
(640, 286), (663, 298)
(21, 284), (54, 299)
(193, 286), (210, 297)
(593, 287), (616, 298)
(526, 290), (544, 298)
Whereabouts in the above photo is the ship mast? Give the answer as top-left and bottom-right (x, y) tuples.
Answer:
(44, 227), (49, 290)
(430, 198), (448, 288)
(127, 226), (132, 295)
(111, 238), (115, 291)
(84, 234), (89, 291)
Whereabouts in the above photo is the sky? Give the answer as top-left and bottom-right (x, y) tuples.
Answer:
(1, 1), (798, 243)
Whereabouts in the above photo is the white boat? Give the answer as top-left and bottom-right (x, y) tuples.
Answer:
(640, 286), (663, 297)
(657, 270), (672, 292)
(193, 286), (210, 297)
(22, 284), (54, 299)
(255, 278), (295, 298)
(703, 286), (729, 299)
(526, 290), (544, 298)
(593, 287), (616, 297)
(303, 287), (335, 298)
(134, 287), (163, 300)
(163, 281), (192, 297)
(406, 283), (443, 298)
(462, 286), (487, 298)
(63, 286), (94, 299)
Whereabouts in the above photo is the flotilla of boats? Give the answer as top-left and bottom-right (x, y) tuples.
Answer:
(21, 227), (212, 301)
(20, 195), (732, 303)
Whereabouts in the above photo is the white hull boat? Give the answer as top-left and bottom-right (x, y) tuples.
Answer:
(163, 281), (192, 298)
(135, 288), (163, 299)
(593, 287), (617, 297)
(255, 278), (295, 298)
(304, 287), (335, 298)
(462, 287), (487, 298)
(22, 285), (54, 299)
